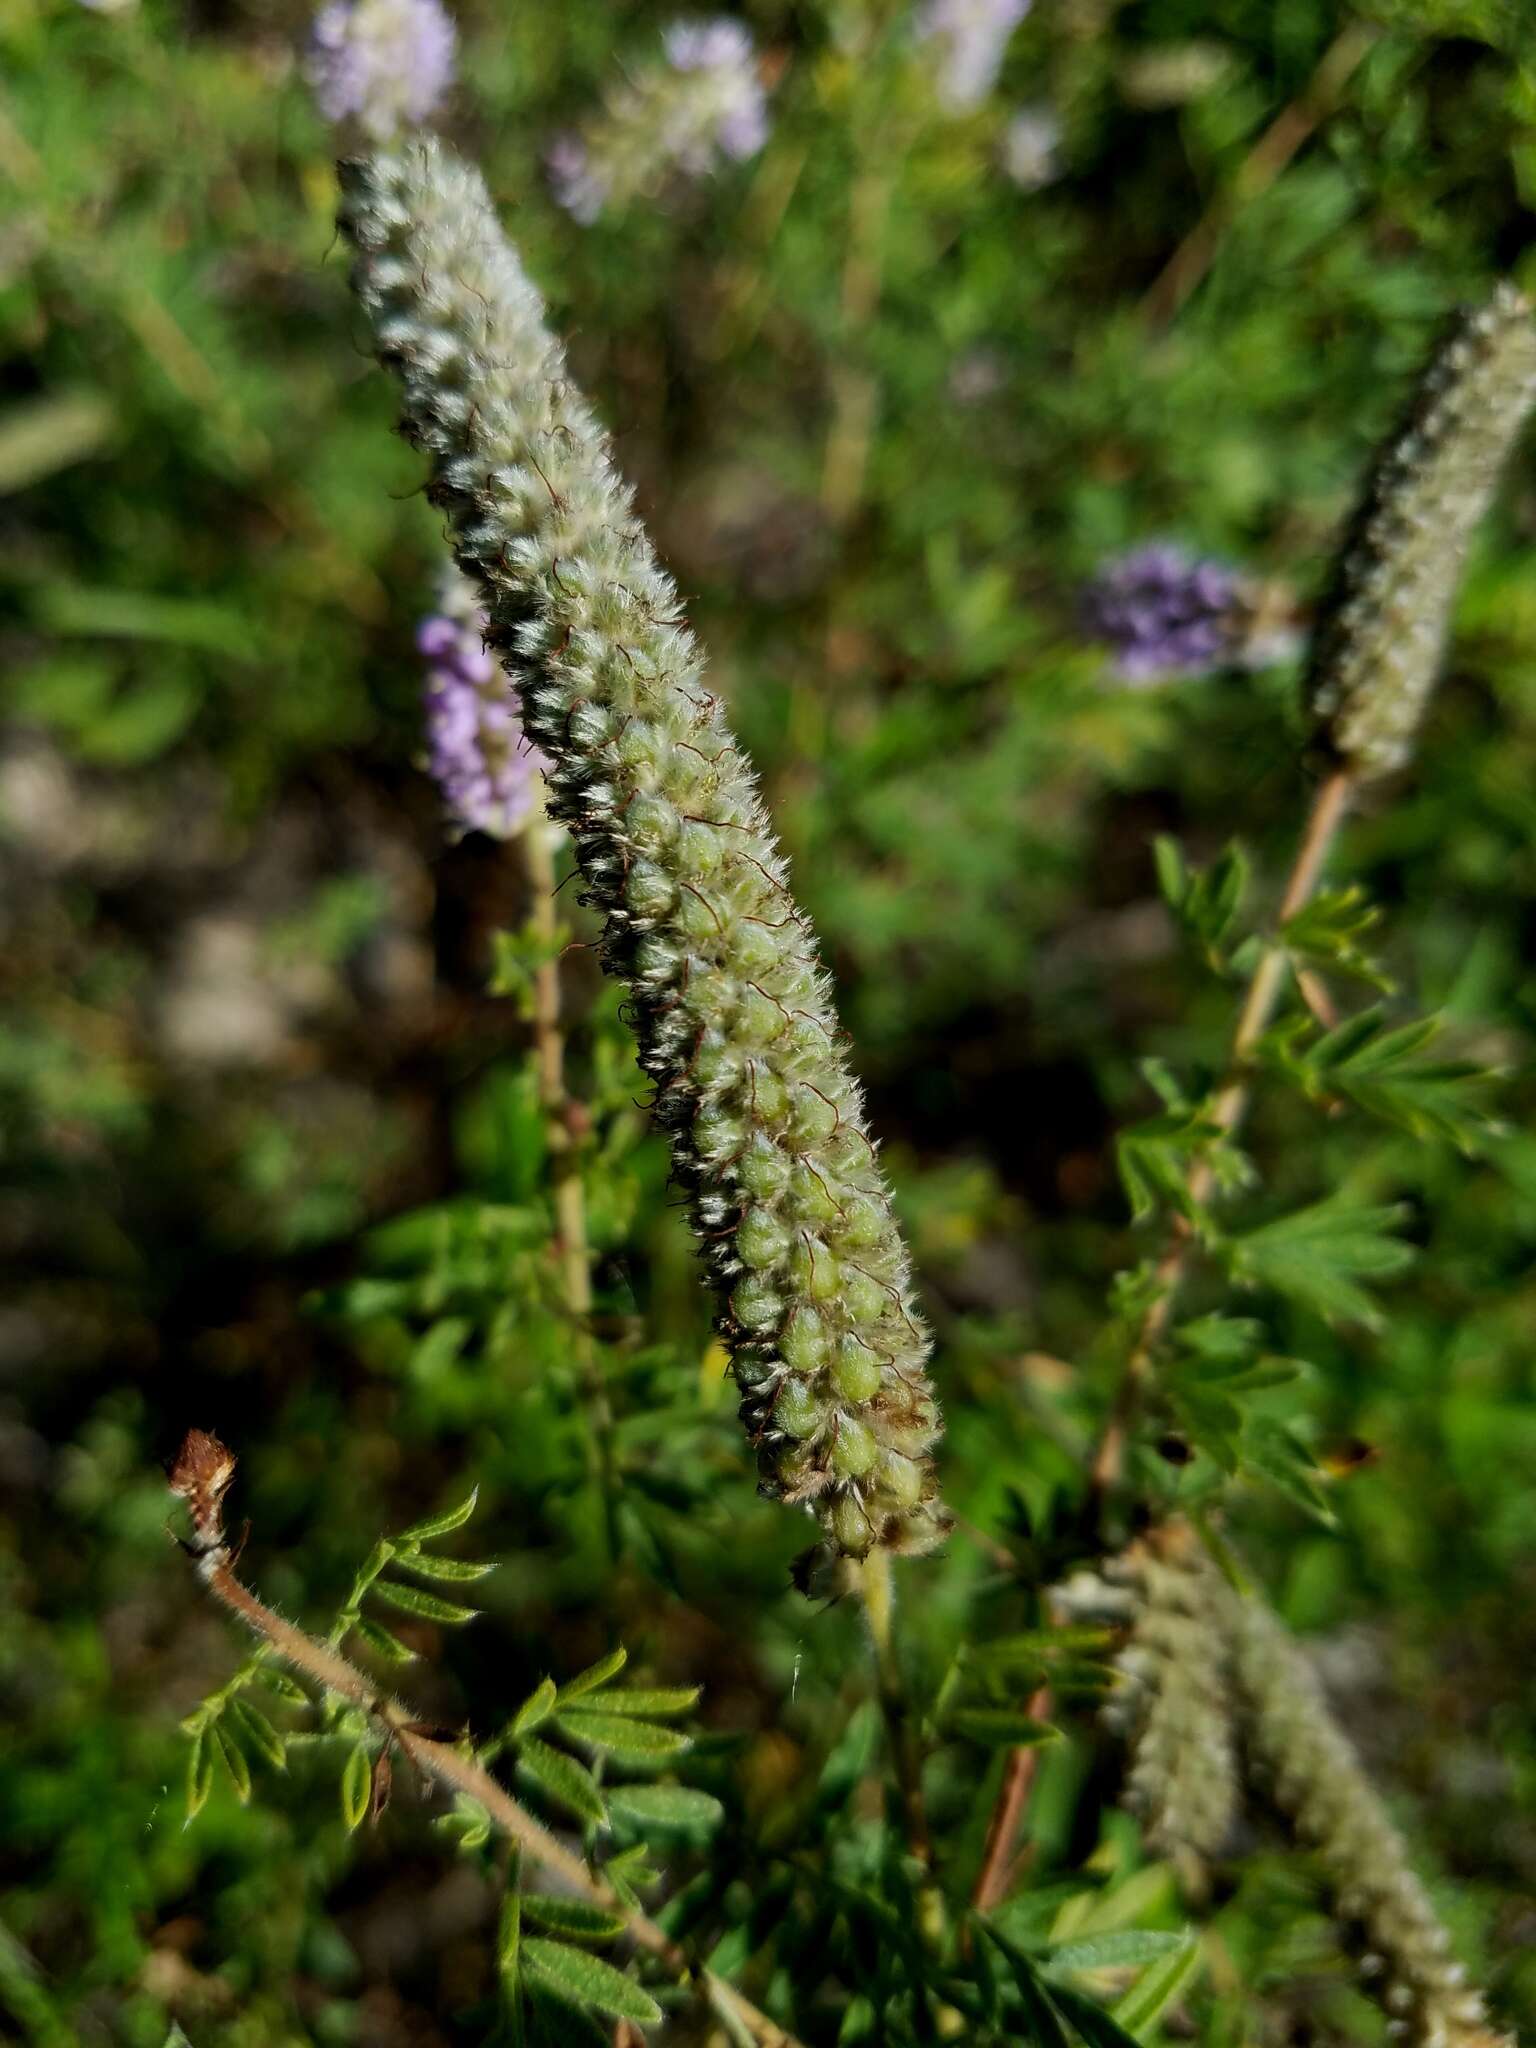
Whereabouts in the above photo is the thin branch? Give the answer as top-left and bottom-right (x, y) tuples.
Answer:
(519, 808), (622, 1566)
(969, 1684), (1051, 1917)
(1140, 24), (1377, 330)
(1088, 767), (1354, 1502)
(167, 1432), (801, 2048)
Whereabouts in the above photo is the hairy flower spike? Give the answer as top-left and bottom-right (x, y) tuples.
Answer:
(1104, 1526), (1239, 1887)
(1310, 283), (1536, 782)
(547, 18), (768, 224)
(1234, 1590), (1509, 2048)
(419, 568), (547, 839)
(338, 138), (946, 1560)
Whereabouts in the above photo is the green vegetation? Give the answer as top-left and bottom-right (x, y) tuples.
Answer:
(4, 1), (1536, 2042)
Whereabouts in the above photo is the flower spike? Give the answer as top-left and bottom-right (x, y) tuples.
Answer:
(338, 138), (946, 1562)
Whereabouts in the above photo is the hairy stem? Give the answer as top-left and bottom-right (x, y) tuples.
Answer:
(1141, 24), (1377, 329)
(182, 1529), (800, 2048)
(1088, 766), (1353, 1502)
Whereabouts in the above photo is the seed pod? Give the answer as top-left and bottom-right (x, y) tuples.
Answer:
(337, 138), (947, 1561)
(1234, 1588), (1507, 2048)
(1310, 283), (1536, 782)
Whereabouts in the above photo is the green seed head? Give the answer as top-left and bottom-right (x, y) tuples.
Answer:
(338, 138), (948, 1562)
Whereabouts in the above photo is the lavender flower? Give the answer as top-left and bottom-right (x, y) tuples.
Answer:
(913, 0), (1032, 113)
(307, 0), (455, 143)
(1002, 104), (1062, 191)
(1082, 542), (1240, 683)
(418, 574), (547, 839)
(663, 20), (769, 160)
(547, 16), (768, 223)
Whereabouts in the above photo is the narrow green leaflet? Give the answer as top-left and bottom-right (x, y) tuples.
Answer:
(577, 1686), (700, 1717)
(255, 1667), (310, 1703)
(1281, 886), (1392, 992)
(1154, 837), (1249, 967)
(1045, 1932), (1190, 1977)
(607, 1784), (724, 1832)
(228, 1697), (286, 1771)
(1225, 1195), (1413, 1327)
(372, 1579), (479, 1625)
(1110, 1935), (1201, 2038)
(186, 1727), (214, 1820)
(518, 1895), (629, 1942)
(556, 1710), (691, 1764)
(513, 1676), (558, 1737)
(1116, 1109), (1223, 1227)
(979, 1925), (1072, 2048)
(1265, 1008), (1496, 1151)
(1243, 1417), (1336, 1525)
(352, 1616), (418, 1664)
(555, 1646), (627, 1702)
(213, 1721), (251, 1804)
(400, 1553), (498, 1584)
(948, 1708), (1059, 1747)
(1046, 1983), (1145, 2048)
(395, 1489), (479, 1544)
(516, 1736), (608, 1825)
(498, 1888), (521, 1981)
(340, 1744), (371, 1832)
(521, 1939), (661, 2025)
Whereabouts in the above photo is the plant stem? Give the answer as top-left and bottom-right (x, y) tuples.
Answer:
(968, 1684), (1051, 1917)
(520, 806), (621, 1568)
(861, 1549), (933, 1870)
(1140, 23), (1377, 329)
(1088, 767), (1354, 1501)
(185, 1543), (801, 2048)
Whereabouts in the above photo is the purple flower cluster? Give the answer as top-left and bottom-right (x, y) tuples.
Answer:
(1081, 543), (1240, 684)
(548, 16), (768, 223)
(307, 0), (455, 143)
(417, 592), (547, 839)
(913, 0), (1032, 112)
(663, 19), (770, 160)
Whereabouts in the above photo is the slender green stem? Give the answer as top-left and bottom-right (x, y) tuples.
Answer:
(1088, 767), (1354, 1502)
(520, 805), (621, 1568)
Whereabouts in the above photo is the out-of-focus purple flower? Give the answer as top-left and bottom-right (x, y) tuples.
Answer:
(662, 18), (769, 159)
(548, 16), (768, 222)
(417, 580), (547, 838)
(545, 134), (608, 226)
(913, 0), (1031, 112)
(1081, 543), (1241, 683)
(1002, 104), (1062, 190)
(307, 0), (455, 143)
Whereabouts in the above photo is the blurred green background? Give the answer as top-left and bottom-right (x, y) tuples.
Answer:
(4, 0), (1536, 2040)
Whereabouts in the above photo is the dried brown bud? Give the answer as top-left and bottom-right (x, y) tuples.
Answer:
(168, 1429), (237, 1555)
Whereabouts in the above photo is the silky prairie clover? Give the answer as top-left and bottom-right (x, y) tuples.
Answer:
(339, 137), (946, 1561)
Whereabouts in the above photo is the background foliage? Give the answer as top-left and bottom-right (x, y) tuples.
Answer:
(3, 0), (1536, 2041)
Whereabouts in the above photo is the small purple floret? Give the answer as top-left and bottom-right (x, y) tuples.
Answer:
(307, 0), (455, 142)
(1081, 543), (1240, 683)
(417, 597), (547, 839)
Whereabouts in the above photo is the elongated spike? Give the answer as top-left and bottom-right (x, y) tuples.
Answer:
(1310, 283), (1536, 782)
(337, 138), (947, 1563)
